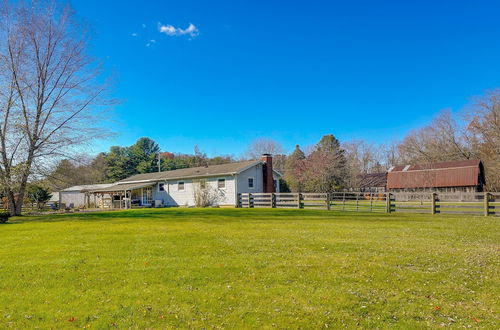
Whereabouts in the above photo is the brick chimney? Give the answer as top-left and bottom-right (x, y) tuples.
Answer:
(261, 154), (275, 193)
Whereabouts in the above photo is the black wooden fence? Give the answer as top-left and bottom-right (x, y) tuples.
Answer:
(238, 192), (500, 216)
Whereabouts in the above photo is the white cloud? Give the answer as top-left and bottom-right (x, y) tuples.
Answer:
(158, 23), (199, 37)
(131, 33), (138, 37)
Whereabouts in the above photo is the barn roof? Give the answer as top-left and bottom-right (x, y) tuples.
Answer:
(357, 173), (387, 188)
(387, 159), (483, 189)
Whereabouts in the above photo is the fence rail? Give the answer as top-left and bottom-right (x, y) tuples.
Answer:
(237, 192), (500, 216)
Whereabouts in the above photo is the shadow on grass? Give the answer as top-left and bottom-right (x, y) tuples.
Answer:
(6, 207), (438, 226)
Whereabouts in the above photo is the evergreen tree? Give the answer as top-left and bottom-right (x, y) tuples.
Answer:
(105, 146), (134, 181)
(129, 137), (161, 173)
(284, 145), (306, 192)
(26, 185), (52, 209)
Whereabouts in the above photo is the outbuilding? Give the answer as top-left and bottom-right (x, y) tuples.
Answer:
(59, 184), (114, 208)
(387, 159), (485, 193)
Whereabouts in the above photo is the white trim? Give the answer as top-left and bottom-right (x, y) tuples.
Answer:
(272, 169), (283, 177)
(178, 181), (185, 191)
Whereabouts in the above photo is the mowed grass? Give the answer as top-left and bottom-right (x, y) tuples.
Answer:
(0, 209), (498, 328)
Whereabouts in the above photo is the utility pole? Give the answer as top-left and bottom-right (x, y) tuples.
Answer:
(158, 153), (161, 172)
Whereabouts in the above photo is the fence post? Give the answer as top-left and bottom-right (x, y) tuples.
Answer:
(342, 192), (346, 211)
(386, 193), (391, 213)
(431, 192), (437, 215)
(297, 193), (302, 209)
(249, 193), (254, 208)
(484, 192), (490, 216)
(370, 193), (373, 212)
(237, 193), (241, 208)
(356, 193), (359, 212)
(326, 193), (331, 210)
(271, 193), (276, 208)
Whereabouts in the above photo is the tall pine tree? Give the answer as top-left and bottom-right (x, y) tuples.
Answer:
(284, 145), (306, 192)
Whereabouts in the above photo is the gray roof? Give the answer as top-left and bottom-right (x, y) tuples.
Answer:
(118, 160), (261, 183)
(61, 184), (115, 192)
(89, 181), (156, 193)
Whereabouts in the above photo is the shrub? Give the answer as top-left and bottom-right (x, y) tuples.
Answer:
(0, 212), (11, 223)
(26, 185), (52, 209)
(193, 180), (221, 207)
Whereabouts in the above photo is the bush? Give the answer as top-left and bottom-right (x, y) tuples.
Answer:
(26, 185), (52, 209)
(0, 212), (11, 223)
(193, 181), (221, 207)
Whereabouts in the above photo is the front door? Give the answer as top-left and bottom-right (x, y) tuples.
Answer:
(142, 187), (153, 205)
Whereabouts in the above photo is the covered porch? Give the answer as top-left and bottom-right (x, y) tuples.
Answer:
(87, 182), (156, 209)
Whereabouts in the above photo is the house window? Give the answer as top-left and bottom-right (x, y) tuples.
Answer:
(248, 178), (254, 188)
(158, 183), (165, 192)
(217, 178), (226, 189)
(178, 181), (185, 191)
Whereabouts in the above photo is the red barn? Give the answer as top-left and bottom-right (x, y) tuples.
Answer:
(387, 160), (485, 193)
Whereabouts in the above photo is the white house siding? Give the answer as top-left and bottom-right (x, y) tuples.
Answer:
(60, 191), (111, 208)
(152, 176), (236, 207)
(273, 172), (281, 193)
(237, 164), (281, 194)
(237, 163), (264, 194)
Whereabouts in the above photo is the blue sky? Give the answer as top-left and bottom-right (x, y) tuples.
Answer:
(72, 0), (500, 157)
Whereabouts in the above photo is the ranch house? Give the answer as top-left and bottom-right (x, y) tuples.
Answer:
(88, 154), (281, 208)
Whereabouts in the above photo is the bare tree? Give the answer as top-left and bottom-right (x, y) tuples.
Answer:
(465, 89), (500, 190)
(397, 110), (472, 164)
(343, 140), (382, 189)
(0, 1), (112, 215)
(244, 138), (284, 159)
(380, 141), (402, 168)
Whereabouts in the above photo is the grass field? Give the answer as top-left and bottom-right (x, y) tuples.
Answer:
(1, 209), (498, 328)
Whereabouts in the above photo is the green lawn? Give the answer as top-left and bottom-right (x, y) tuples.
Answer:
(1, 209), (498, 328)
